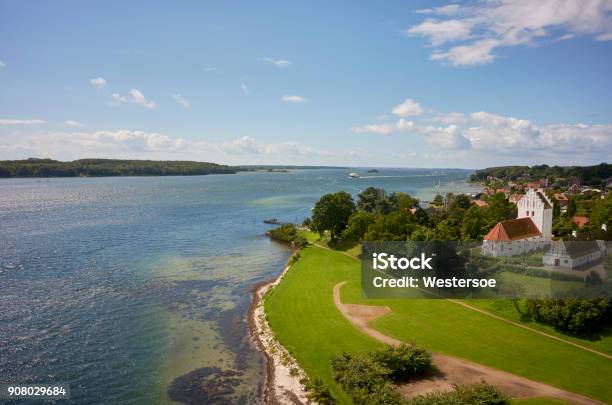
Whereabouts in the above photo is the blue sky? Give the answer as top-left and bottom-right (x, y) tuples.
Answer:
(1, 0), (612, 168)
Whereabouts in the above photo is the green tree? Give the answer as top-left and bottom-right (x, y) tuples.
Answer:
(364, 211), (416, 241)
(388, 192), (419, 211)
(450, 194), (471, 210)
(356, 187), (390, 215)
(567, 196), (577, 217)
(342, 211), (375, 241)
(590, 194), (612, 229)
(432, 194), (444, 207)
(461, 205), (489, 240)
(311, 191), (355, 240)
(486, 192), (515, 227)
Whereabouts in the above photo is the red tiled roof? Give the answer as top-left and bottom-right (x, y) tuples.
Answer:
(510, 194), (523, 203)
(572, 216), (589, 228)
(472, 200), (488, 207)
(484, 217), (542, 242)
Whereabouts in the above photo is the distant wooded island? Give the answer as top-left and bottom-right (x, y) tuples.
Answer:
(0, 158), (238, 178)
(470, 163), (611, 186)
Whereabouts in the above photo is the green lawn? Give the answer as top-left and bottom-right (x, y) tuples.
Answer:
(264, 236), (612, 404)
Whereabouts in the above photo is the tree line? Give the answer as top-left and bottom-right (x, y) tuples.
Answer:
(309, 187), (517, 244)
(0, 158), (238, 177)
(470, 163), (612, 186)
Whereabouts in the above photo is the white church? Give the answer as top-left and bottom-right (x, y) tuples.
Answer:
(482, 189), (553, 257)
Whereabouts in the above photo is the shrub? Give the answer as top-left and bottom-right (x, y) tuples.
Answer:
(302, 378), (336, 405)
(330, 344), (432, 405)
(267, 224), (308, 248)
(370, 344), (432, 381)
(409, 382), (510, 404)
(522, 297), (612, 334)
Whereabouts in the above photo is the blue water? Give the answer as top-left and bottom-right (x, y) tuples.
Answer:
(0, 168), (478, 404)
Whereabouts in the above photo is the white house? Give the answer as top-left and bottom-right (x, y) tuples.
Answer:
(543, 240), (607, 269)
(482, 189), (553, 257)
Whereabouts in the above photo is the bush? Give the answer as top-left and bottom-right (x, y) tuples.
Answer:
(522, 297), (612, 334)
(302, 378), (336, 404)
(267, 224), (308, 248)
(330, 344), (432, 405)
(409, 382), (510, 404)
(370, 344), (432, 381)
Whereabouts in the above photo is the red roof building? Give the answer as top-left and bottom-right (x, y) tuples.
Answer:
(572, 216), (589, 228)
(484, 217), (542, 242)
(554, 193), (568, 207)
(509, 194), (523, 204)
(472, 199), (489, 208)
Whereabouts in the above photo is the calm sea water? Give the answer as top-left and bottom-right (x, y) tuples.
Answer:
(0, 168), (479, 404)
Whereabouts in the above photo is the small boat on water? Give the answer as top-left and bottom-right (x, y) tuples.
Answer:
(263, 218), (283, 225)
(349, 172), (360, 178)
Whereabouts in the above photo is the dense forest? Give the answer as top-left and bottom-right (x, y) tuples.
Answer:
(470, 163), (612, 186)
(0, 158), (238, 178)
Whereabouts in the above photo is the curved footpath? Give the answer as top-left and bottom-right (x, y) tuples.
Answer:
(333, 281), (605, 405)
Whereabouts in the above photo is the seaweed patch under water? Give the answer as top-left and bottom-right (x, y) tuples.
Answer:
(167, 367), (247, 404)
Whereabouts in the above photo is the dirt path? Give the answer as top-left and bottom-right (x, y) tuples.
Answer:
(313, 242), (612, 361)
(333, 281), (606, 405)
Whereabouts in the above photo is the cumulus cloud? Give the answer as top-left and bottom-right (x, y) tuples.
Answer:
(407, 0), (612, 65)
(129, 89), (155, 109)
(281, 95), (307, 103)
(172, 93), (191, 108)
(351, 96), (612, 155)
(111, 93), (128, 104)
(0, 119), (46, 125)
(0, 129), (365, 164)
(90, 76), (107, 89)
(263, 57), (291, 68)
(64, 120), (83, 127)
(392, 98), (423, 117)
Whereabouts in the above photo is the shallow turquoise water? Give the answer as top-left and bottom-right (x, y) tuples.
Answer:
(0, 168), (478, 404)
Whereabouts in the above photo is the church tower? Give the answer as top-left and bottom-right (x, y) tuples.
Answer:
(516, 188), (553, 241)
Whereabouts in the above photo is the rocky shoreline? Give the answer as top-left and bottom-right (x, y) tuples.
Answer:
(248, 261), (311, 405)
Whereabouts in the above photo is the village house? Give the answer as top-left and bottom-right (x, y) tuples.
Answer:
(472, 199), (489, 208)
(572, 216), (589, 228)
(554, 193), (568, 208)
(509, 194), (523, 204)
(543, 240), (606, 269)
(482, 189), (553, 257)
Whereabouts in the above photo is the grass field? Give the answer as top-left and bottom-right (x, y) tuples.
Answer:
(264, 234), (612, 404)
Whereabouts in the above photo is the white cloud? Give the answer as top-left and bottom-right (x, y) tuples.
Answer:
(0, 119), (46, 125)
(430, 38), (501, 65)
(376, 114), (389, 120)
(416, 4), (461, 15)
(281, 95), (307, 103)
(204, 67), (216, 72)
(408, 0), (612, 66)
(0, 129), (364, 165)
(64, 120), (83, 127)
(110, 93), (128, 105)
(90, 76), (107, 89)
(241, 81), (249, 95)
(263, 57), (291, 68)
(436, 112), (467, 125)
(351, 123), (397, 134)
(392, 98), (423, 117)
(0, 61), (6, 68)
(129, 89), (155, 109)
(406, 19), (473, 46)
(172, 94), (191, 108)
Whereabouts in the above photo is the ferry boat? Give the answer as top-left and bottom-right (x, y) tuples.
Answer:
(348, 172), (360, 178)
